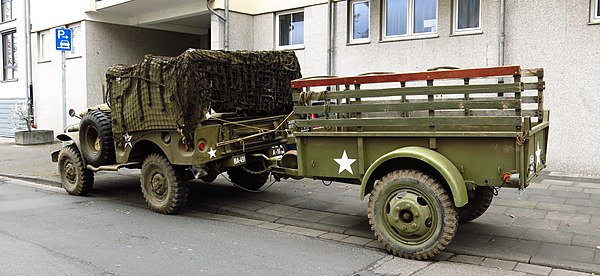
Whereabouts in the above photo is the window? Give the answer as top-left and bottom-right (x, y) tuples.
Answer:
(277, 10), (304, 49)
(454, 0), (481, 33)
(39, 31), (51, 61)
(592, 0), (600, 23)
(1, 0), (12, 22)
(67, 24), (82, 57)
(2, 30), (17, 80)
(350, 0), (370, 43)
(384, 0), (437, 39)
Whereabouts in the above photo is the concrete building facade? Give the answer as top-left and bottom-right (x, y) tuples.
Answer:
(1, 0), (599, 175)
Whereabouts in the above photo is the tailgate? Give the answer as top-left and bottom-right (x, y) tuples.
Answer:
(522, 111), (550, 187)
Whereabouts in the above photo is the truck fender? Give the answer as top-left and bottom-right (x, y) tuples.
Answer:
(53, 132), (86, 166)
(360, 146), (468, 207)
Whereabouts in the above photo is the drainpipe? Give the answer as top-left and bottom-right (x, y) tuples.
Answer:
(207, 0), (229, 50)
(498, 0), (506, 66)
(24, 0), (33, 130)
(326, 0), (333, 76)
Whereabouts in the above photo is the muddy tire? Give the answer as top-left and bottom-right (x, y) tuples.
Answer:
(368, 170), (457, 260)
(79, 110), (115, 167)
(227, 157), (269, 191)
(457, 186), (494, 223)
(58, 145), (94, 196)
(140, 154), (190, 214)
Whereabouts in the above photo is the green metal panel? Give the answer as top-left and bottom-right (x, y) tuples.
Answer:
(359, 146), (468, 207)
(295, 117), (523, 128)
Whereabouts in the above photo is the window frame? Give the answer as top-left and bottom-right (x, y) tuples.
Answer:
(1, 0), (13, 23)
(382, 0), (439, 41)
(591, 0), (600, 24)
(66, 24), (82, 58)
(2, 29), (17, 81)
(349, 0), (370, 44)
(275, 9), (305, 50)
(38, 30), (51, 62)
(453, 0), (482, 35)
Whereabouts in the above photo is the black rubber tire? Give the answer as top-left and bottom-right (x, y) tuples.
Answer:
(58, 145), (94, 196)
(227, 157), (269, 191)
(368, 170), (457, 260)
(457, 186), (494, 223)
(140, 153), (189, 214)
(79, 110), (115, 167)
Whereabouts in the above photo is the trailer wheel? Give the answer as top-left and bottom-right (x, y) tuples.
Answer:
(227, 157), (269, 191)
(457, 186), (494, 223)
(140, 154), (190, 214)
(79, 110), (115, 167)
(58, 145), (94, 196)
(368, 170), (457, 260)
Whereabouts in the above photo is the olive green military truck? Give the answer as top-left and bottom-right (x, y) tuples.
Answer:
(267, 65), (549, 259)
(52, 49), (300, 214)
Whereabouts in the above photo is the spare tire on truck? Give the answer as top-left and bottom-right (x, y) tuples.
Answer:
(79, 110), (115, 167)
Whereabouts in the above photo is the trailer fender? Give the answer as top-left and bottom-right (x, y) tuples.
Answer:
(360, 146), (468, 207)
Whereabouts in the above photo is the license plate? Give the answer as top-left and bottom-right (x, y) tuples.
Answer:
(232, 154), (246, 166)
(270, 145), (285, 157)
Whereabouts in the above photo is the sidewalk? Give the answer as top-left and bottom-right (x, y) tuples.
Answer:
(1, 138), (599, 275)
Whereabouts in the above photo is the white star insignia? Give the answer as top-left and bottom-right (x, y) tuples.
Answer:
(124, 133), (132, 148)
(208, 147), (217, 159)
(535, 143), (542, 167)
(334, 150), (356, 174)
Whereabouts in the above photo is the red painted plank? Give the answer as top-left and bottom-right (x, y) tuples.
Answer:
(291, 66), (521, 88)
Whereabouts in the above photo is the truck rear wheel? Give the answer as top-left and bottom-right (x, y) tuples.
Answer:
(58, 145), (94, 196)
(140, 154), (190, 214)
(227, 157), (269, 191)
(368, 170), (457, 260)
(79, 110), (115, 167)
(457, 186), (494, 223)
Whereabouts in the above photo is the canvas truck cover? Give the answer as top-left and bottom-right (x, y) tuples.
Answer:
(105, 49), (302, 141)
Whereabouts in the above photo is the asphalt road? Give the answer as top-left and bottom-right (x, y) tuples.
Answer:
(0, 178), (385, 276)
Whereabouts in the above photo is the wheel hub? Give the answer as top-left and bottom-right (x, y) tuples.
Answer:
(150, 173), (167, 196)
(64, 162), (76, 182)
(386, 190), (433, 237)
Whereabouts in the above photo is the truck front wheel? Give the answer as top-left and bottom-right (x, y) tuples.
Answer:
(368, 170), (457, 260)
(58, 145), (94, 195)
(140, 154), (190, 214)
(457, 186), (494, 223)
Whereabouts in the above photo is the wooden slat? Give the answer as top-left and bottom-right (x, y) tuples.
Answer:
(293, 99), (522, 114)
(291, 66), (522, 88)
(293, 83), (522, 102)
(295, 117), (522, 127)
(523, 82), (545, 91)
(521, 68), (544, 77)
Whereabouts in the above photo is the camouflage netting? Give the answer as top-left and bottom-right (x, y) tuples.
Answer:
(106, 49), (302, 141)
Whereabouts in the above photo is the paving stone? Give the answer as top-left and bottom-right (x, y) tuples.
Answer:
(256, 222), (285, 230)
(474, 223), (527, 239)
(485, 205), (509, 214)
(528, 194), (568, 204)
(256, 204), (302, 217)
(555, 191), (591, 200)
(227, 199), (274, 211)
(524, 188), (556, 196)
(558, 222), (600, 237)
(536, 243), (595, 263)
(344, 221), (374, 239)
(512, 217), (560, 230)
(584, 188), (600, 195)
(573, 182), (600, 189)
(475, 212), (516, 226)
(575, 206), (600, 216)
(319, 213), (366, 228)
(545, 212), (590, 224)
(521, 228), (574, 245)
(277, 225), (305, 234)
(286, 209), (334, 222)
(542, 179), (575, 187)
(296, 228), (327, 237)
(481, 258), (518, 270)
(217, 205), (279, 222)
(535, 202), (577, 213)
(549, 268), (592, 276)
(496, 190), (529, 200)
(506, 207), (549, 219)
(548, 185), (584, 193)
(590, 194), (600, 201)
(370, 256), (431, 275)
(452, 230), (493, 245)
(571, 234), (600, 249)
(341, 236), (373, 246)
(448, 254), (484, 265)
(319, 232), (350, 241)
(428, 251), (454, 261)
(514, 263), (552, 275)
(416, 261), (527, 276)
(565, 198), (599, 208)
(275, 217), (348, 234)
(486, 237), (541, 256)
(530, 256), (600, 274)
(549, 172), (580, 178)
(529, 182), (551, 190)
(364, 240), (386, 250)
(492, 198), (537, 209)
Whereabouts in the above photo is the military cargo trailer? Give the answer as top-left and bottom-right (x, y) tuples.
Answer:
(271, 65), (549, 259)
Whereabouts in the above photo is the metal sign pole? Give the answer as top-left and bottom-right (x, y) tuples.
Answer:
(61, 50), (67, 131)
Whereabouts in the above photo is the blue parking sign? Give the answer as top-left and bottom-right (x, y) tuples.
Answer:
(55, 28), (72, 51)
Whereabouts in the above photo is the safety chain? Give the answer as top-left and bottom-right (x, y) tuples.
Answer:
(240, 164), (272, 175)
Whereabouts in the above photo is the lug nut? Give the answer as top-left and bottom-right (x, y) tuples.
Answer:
(395, 206), (400, 212)
(414, 212), (419, 217)
(404, 204), (411, 210)
(393, 217), (399, 222)
(412, 223), (417, 229)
